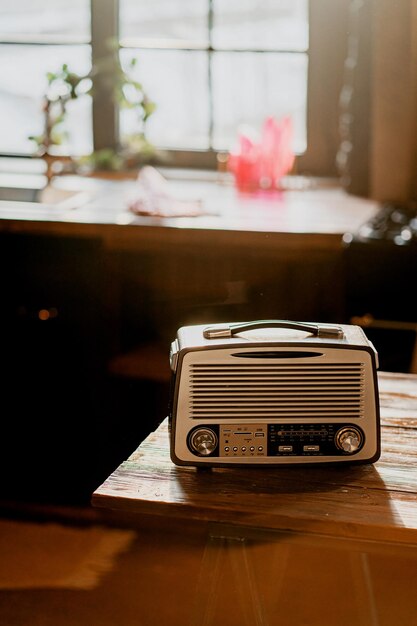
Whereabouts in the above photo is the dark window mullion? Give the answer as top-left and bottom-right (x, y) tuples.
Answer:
(91, 0), (119, 152)
(207, 0), (214, 150)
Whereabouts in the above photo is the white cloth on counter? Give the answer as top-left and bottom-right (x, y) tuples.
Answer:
(127, 166), (206, 217)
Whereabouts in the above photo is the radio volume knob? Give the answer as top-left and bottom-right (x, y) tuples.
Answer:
(335, 427), (363, 454)
(189, 428), (218, 456)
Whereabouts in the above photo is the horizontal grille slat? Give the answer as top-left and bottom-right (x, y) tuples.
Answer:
(192, 380), (360, 389)
(191, 400), (363, 405)
(190, 389), (362, 400)
(192, 374), (360, 377)
(190, 409), (362, 414)
(187, 361), (365, 419)
(192, 366), (361, 370)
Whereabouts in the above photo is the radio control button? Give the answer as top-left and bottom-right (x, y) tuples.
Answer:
(189, 428), (218, 456)
(279, 445), (293, 453)
(303, 445), (320, 452)
(258, 446), (264, 452)
(224, 446), (230, 452)
(241, 446), (247, 452)
(335, 427), (363, 454)
(233, 446), (238, 452)
(250, 446), (255, 452)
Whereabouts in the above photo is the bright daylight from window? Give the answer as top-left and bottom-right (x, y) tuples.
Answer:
(0, 0), (308, 160)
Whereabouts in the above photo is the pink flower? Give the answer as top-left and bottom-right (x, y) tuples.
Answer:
(228, 116), (295, 192)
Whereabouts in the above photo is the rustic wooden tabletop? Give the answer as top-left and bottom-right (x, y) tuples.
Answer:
(92, 371), (417, 546)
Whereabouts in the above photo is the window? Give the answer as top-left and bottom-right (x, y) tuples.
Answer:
(119, 0), (308, 154)
(0, 0), (349, 175)
(0, 0), (92, 156)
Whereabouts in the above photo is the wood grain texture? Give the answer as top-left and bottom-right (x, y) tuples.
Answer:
(92, 371), (417, 545)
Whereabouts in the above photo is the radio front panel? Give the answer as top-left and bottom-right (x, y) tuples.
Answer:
(171, 344), (380, 465)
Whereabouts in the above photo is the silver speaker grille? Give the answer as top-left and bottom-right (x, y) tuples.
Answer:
(189, 362), (365, 419)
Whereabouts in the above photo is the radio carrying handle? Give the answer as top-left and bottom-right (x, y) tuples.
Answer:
(203, 320), (344, 340)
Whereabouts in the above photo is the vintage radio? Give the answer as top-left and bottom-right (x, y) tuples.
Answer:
(169, 320), (381, 466)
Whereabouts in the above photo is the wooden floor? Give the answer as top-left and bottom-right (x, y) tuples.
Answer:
(1, 510), (417, 626)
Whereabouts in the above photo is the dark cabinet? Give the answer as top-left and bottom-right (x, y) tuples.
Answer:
(115, 245), (346, 352)
(0, 233), (110, 504)
(343, 204), (417, 372)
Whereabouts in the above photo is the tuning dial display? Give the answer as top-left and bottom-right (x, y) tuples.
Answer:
(335, 427), (363, 454)
(189, 428), (218, 456)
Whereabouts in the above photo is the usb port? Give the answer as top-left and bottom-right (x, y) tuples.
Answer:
(255, 432), (265, 437)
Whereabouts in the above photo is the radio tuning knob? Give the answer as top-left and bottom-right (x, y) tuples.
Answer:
(189, 428), (218, 456)
(335, 427), (363, 454)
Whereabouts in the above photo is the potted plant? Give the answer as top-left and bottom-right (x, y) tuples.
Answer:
(29, 52), (157, 181)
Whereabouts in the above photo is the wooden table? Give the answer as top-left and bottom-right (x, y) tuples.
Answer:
(92, 371), (417, 626)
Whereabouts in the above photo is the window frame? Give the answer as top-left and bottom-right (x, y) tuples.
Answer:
(1, 0), (350, 177)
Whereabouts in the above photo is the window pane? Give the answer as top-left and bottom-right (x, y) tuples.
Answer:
(120, 0), (208, 46)
(0, 45), (92, 155)
(120, 49), (210, 150)
(0, 0), (90, 39)
(212, 0), (308, 51)
(212, 51), (307, 153)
